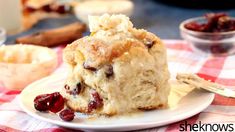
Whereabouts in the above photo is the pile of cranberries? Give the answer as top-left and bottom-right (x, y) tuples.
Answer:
(34, 92), (75, 121)
(185, 13), (235, 32)
(34, 90), (104, 121)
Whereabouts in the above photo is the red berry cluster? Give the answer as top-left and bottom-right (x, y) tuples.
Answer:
(34, 92), (75, 121)
(185, 13), (235, 32)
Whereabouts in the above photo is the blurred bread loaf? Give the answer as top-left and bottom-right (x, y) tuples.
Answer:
(21, 0), (71, 30)
(16, 22), (86, 47)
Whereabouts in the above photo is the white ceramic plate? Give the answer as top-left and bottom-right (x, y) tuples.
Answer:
(20, 74), (214, 131)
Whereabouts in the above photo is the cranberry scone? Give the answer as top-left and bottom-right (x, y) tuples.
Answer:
(62, 14), (170, 115)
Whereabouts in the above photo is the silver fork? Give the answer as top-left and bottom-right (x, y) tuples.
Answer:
(176, 73), (235, 98)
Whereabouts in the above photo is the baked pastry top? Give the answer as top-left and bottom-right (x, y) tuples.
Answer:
(63, 14), (170, 115)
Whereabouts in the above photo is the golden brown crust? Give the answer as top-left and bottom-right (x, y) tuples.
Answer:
(63, 29), (161, 68)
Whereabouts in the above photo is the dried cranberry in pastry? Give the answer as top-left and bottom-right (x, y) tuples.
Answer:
(83, 62), (97, 71)
(105, 65), (113, 78)
(64, 84), (70, 90)
(72, 83), (82, 95)
(42, 5), (52, 12)
(88, 100), (97, 113)
(87, 91), (104, 113)
(91, 92), (103, 108)
(144, 38), (155, 49)
(75, 83), (82, 94)
(67, 83), (82, 95)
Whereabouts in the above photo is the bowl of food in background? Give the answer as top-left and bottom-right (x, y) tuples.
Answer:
(180, 13), (235, 56)
(0, 45), (58, 90)
(73, 0), (134, 24)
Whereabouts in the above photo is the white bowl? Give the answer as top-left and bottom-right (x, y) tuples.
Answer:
(74, 0), (134, 24)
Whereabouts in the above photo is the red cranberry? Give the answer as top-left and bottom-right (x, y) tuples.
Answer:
(49, 92), (64, 113)
(185, 13), (235, 33)
(105, 65), (113, 78)
(204, 13), (225, 32)
(87, 91), (103, 113)
(41, 5), (52, 12)
(59, 109), (75, 121)
(34, 102), (48, 112)
(88, 100), (97, 113)
(67, 83), (82, 95)
(210, 44), (230, 54)
(91, 92), (103, 108)
(205, 13), (227, 22)
(217, 16), (235, 32)
(185, 22), (204, 32)
(72, 83), (82, 95)
(34, 92), (65, 113)
(34, 94), (52, 111)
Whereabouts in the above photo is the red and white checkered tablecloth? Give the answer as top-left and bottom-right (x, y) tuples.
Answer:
(0, 40), (235, 132)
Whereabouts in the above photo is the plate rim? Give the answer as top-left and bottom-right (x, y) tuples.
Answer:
(19, 74), (215, 130)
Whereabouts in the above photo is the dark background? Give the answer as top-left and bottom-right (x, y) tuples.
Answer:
(6, 0), (235, 44)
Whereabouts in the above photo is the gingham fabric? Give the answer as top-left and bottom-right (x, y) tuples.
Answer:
(0, 40), (235, 132)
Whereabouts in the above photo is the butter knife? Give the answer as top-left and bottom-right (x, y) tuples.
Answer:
(176, 73), (235, 98)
